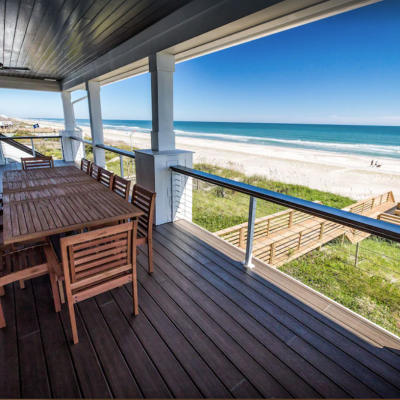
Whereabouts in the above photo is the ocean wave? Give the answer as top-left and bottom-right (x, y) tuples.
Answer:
(34, 119), (400, 157)
(173, 130), (400, 155)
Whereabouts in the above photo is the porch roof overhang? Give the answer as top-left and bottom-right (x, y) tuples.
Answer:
(0, 0), (382, 93)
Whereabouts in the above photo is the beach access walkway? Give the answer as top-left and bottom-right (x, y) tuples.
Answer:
(215, 192), (397, 267)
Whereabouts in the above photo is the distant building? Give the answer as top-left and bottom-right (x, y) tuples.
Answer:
(0, 121), (13, 128)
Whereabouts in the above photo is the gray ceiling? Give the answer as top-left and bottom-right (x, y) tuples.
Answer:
(0, 0), (193, 81)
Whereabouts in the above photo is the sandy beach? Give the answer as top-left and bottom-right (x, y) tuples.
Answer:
(18, 118), (400, 201)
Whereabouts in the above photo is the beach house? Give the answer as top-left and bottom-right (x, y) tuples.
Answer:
(1, 1), (400, 398)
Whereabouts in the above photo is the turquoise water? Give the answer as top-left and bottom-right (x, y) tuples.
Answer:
(34, 118), (400, 160)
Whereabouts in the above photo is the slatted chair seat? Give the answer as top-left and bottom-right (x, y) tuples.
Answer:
(21, 156), (54, 170)
(98, 168), (114, 188)
(0, 241), (61, 328)
(80, 158), (91, 174)
(131, 184), (156, 273)
(58, 222), (138, 344)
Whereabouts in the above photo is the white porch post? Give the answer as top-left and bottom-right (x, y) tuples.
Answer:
(135, 51), (193, 225)
(0, 141), (5, 165)
(150, 52), (175, 151)
(60, 91), (83, 162)
(86, 80), (105, 167)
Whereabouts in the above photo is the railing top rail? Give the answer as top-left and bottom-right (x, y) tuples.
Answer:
(171, 165), (400, 243)
(96, 144), (135, 159)
(69, 135), (93, 145)
(346, 191), (391, 211)
(0, 135), (61, 140)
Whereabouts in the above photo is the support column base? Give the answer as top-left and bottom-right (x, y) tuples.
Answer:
(59, 130), (85, 162)
(135, 149), (193, 225)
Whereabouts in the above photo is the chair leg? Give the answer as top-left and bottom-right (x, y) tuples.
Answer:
(148, 240), (153, 274)
(0, 286), (5, 296)
(68, 301), (79, 345)
(0, 300), (5, 328)
(19, 280), (25, 290)
(49, 269), (61, 313)
(132, 249), (138, 316)
(58, 280), (65, 304)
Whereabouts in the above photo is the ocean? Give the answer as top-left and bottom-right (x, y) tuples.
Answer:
(34, 118), (400, 160)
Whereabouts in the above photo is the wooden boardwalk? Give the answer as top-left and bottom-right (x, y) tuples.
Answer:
(216, 192), (397, 267)
(1, 162), (400, 398)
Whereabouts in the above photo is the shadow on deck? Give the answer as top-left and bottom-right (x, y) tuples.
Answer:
(1, 162), (400, 398)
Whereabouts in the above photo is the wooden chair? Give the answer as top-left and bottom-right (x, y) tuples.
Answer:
(21, 156), (54, 170)
(98, 168), (114, 189)
(0, 240), (61, 328)
(59, 222), (138, 344)
(80, 158), (91, 174)
(112, 175), (131, 200)
(131, 184), (156, 273)
(89, 163), (101, 180)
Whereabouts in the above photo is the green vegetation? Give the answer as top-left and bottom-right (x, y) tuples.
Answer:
(192, 163), (354, 232)
(6, 132), (63, 160)
(83, 136), (137, 179)
(192, 163), (400, 336)
(280, 237), (400, 336)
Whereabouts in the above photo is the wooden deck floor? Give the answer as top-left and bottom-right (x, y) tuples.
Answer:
(1, 161), (400, 398)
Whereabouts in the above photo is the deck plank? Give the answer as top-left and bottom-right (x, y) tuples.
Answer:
(77, 298), (143, 398)
(135, 264), (267, 399)
(154, 224), (400, 397)
(32, 277), (81, 399)
(152, 226), (393, 398)
(162, 223), (400, 387)
(174, 220), (400, 365)
(136, 245), (351, 399)
(0, 283), (20, 398)
(94, 293), (173, 399)
(15, 280), (51, 398)
(110, 285), (203, 399)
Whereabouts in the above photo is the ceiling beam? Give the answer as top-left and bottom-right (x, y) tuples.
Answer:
(0, 76), (61, 92)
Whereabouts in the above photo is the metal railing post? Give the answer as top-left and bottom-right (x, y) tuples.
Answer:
(59, 137), (65, 160)
(120, 155), (124, 178)
(30, 138), (36, 157)
(243, 196), (257, 268)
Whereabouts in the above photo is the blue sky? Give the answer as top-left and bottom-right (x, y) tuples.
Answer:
(1, 0), (399, 126)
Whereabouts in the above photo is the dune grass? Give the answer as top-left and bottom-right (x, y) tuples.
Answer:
(192, 163), (354, 232)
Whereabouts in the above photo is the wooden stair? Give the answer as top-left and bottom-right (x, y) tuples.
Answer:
(215, 191), (397, 267)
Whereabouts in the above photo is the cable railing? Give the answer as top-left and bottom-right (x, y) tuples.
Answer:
(171, 165), (400, 336)
(69, 136), (136, 181)
(0, 134), (64, 159)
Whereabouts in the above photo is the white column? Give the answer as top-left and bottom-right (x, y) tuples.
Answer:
(86, 80), (105, 167)
(135, 52), (193, 225)
(149, 52), (175, 151)
(60, 91), (83, 162)
(0, 141), (5, 165)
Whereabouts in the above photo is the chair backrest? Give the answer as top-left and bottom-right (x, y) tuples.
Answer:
(89, 163), (101, 180)
(21, 156), (54, 170)
(80, 158), (91, 174)
(98, 168), (114, 189)
(60, 222), (136, 285)
(112, 175), (131, 200)
(131, 184), (156, 238)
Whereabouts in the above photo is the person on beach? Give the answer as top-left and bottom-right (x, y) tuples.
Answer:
(370, 160), (374, 167)
(375, 160), (379, 167)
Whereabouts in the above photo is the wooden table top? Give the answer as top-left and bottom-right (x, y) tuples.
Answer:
(3, 166), (94, 193)
(3, 166), (84, 182)
(3, 166), (143, 245)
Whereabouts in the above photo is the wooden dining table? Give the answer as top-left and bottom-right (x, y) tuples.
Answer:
(2, 166), (143, 245)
